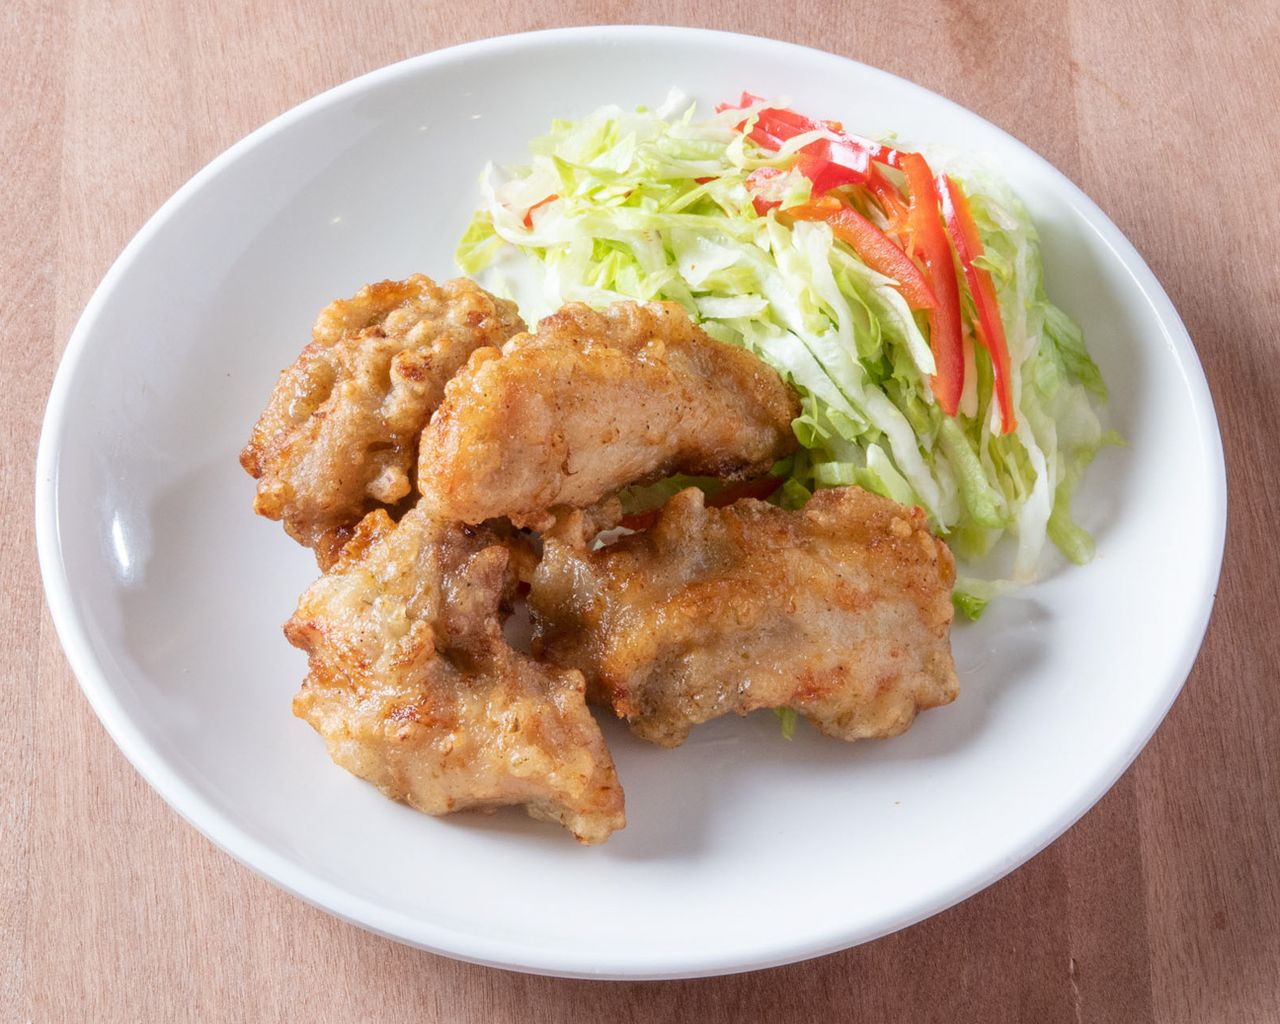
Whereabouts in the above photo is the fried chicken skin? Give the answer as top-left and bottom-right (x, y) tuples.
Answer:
(418, 301), (800, 530)
(241, 275), (524, 567)
(529, 486), (959, 747)
(285, 503), (625, 844)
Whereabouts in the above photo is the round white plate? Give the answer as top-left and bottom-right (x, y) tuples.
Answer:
(36, 27), (1226, 979)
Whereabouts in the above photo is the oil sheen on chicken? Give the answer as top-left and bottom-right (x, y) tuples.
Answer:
(529, 486), (959, 747)
(286, 503), (625, 844)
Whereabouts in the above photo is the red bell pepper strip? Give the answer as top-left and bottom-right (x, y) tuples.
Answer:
(720, 100), (880, 188)
(900, 152), (965, 415)
(521, 194), (558, 229)
(940, 175), (1017, 433)
(749, 108), (830, 146)
(783, 199), (938, 311)
(791, 151), (865, 194)
(745, 175), (937, 310)
(744, 146), (866, 197)
(866, 164), (909, 234)
(753, 109), (893, 163)
(715, 91), (764, 114)
(747, 164), (864, 211)
(718, 97), (906, 204)
(745, 166), (787, 216)
(717, 95), (901, 167)
(619, 476), (785, 533)
(751, 110), (873, 187)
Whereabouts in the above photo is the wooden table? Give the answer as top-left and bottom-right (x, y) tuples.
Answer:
(6, 1), (1278, 1019)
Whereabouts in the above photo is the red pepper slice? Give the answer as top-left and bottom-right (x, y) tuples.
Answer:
(521, 194), (558, 229)
(721, 100), (970, 415)
(619, 476), (785, 533)
(866, 164), (909, 235)
(746, 160), (867, 211)
(715, 91), (764, 114)
(750, 111), (873, 187)
(940, 175), (1017, 433)
(747, 105), (898, 167)
(749, 108), (830, 149)
(718, 95), (902, 168)
(900, 152), (965, 415)
(783, 199), (938, 311)
(745, 166), (787, 216)
(802, 149), (870, 191)
(745, 174), (936, 310)
(754, 109), (891, 161)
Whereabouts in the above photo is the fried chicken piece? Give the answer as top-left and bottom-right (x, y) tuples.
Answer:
(241, 275), (524, 567)
(418, 301), (799, 530)
(285, 503), (625, 844)
(529, 486), (958, 747)
(540, 496), (625, 549)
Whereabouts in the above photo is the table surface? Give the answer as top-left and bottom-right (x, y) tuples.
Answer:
(6, 0), (1279, 1019)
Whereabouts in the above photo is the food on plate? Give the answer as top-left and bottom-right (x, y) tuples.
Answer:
(286, 502), (625, 845)
(459, 94), (1113, 607)
(529, 485), (958, 747)
(244, 270), (961, 840)
(418, 300), (799, 530)
(241, 275), (524, 567)
(541, 496), (625, 549)
(250, 91), (1114, 840)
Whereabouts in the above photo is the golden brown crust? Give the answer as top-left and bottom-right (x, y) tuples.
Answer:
(540, 496), (625, 549)
(418, 301), (800, 529)
(529, 486), (958, 747)
(241, 275), (524, 567)
(286, 503), (625, 844)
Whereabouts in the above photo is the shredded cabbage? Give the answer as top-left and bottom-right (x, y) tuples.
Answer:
(456, 93), (1112, 611)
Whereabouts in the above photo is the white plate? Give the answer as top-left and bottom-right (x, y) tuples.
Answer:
(35, 27), (1226, 979)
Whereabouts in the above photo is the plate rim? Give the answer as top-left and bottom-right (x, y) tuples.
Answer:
(34, 24), (1228, 980)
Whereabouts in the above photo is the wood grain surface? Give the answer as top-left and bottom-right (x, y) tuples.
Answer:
(5, 0), (1278, 1020)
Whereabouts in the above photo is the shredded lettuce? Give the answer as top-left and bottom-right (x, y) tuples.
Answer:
(952, 575), (1017, 621)
(456, 93), (1112, 603)
(774, 707), (798, 741)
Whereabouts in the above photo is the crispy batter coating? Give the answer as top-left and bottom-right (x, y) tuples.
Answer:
(241, 275), (524, 567)
(540, 496), (625, 549)
(529, 486), (959, 747)
(285, 503), (625, 844)
(418, 301), (800, 530)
